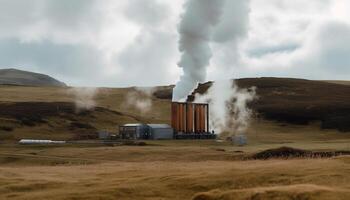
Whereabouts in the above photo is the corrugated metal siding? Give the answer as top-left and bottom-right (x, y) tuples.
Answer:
(151, 128), (174, 140)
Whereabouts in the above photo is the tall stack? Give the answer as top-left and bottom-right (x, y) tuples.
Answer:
(171, 102), (209, 134)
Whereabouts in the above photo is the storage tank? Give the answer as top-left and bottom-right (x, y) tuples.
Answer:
(19, 139), (66, 144)
(171, 102), (214, 139)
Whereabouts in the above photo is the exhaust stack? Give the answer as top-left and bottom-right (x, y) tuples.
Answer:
(171, 102), (214, 139)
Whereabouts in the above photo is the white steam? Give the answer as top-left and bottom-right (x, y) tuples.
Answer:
(172, 0), (225, 101)
(195, 80), (256, 138)
(173, 0), (250, 101)
(68, 87), (99, 112)
(124, 87), (155, 114)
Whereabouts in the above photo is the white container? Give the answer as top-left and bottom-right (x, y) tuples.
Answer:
(19, 139), (66, 144)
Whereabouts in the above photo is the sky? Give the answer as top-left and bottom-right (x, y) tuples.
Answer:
(0, 0), (349, 87)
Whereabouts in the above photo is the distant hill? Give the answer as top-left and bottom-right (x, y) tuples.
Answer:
(0, 68), (66, 87)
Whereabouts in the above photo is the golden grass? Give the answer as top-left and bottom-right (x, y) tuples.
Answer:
(0, 144), (349, 200)
(0, 127), (349, 200)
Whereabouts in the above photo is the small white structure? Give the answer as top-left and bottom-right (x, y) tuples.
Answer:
(19, 139), (66, 144)
(148, 124), (174, 140)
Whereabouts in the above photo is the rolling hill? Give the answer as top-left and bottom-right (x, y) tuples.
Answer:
(0, 77), (350, 141)
(0, 68), (66, 87)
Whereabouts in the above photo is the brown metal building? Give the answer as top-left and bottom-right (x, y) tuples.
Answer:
(171, 102), (214, 139)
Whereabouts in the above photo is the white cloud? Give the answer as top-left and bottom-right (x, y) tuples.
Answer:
(0, 0), (349, 87)
(235, 0), (350, 80)
(0, 0), (182, 87)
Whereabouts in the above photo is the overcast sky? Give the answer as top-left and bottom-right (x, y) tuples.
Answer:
(0, 0), (349, 87)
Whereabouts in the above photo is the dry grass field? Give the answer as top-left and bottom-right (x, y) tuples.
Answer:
(1, 81), (350, 199)
(0, 138), (349, 200)
(1, 119), (350, 199)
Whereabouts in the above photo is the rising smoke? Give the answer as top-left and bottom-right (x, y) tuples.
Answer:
(68, 87), (99, 112)
(173, 0), (254, 137)
(124, 87), (155, 114)
(172, 0), (225, 101)
(195, 80), (256, 138)
(172, 0), (250, 101)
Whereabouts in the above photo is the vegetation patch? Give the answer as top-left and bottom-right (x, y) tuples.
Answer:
(251, 146), (350, 160)
(0, 125), (14, 132)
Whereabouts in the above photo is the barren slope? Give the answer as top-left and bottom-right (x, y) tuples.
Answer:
(0, 68), (66, 87)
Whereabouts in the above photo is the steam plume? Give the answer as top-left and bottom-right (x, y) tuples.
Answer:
(172, 0), (225, 101)
(172, 0), (254, 138)
(172, 0), (250, 101)
(68, 87), (99, 112)
(124, 87), (155, 114)
(195, 80), (256, 138)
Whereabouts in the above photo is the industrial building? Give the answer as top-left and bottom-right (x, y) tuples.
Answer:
(148, 124), (173, 140)
(171, 102), (215, 139)
(119, 123), (149, 140)
(119, 101), (215, 140)
(119, 124), (173, 140)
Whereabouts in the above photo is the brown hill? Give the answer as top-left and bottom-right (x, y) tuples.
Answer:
(0, 68), (66, 87)
(0, 101), (142, 141)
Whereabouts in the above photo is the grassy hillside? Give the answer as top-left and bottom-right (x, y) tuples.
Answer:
(0, 85), (170, 141)
(1, 78), (350, 141)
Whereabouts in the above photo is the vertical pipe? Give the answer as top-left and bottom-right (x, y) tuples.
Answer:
(189, 103), (194, 133)
(177, 103), (180, 132)
(197, 105), (199, 133)
(200, 105), (204, 132)
(203, 104), (207, 132)
(171, 102), (177, 132)
(206, 104), (209, 133)
(198, 105), (201, 132)
(186, 103), (189, 133)
(171, 103), (174, 130)
(191, 103), (194, 133)
(198, 105), (202, 133)
(183, 103), (186, 132)
(182, 103), (185, 132)
(194, 105), (197, 133)
(179, 104), (182, 132)
(184, 103), (187, 133)
(196, 105), (200, 133)
(177, 103), (179, 132)
(188, 104), (193, 133)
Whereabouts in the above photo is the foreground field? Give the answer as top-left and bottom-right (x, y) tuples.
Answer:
(1, 135), (350, 200)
